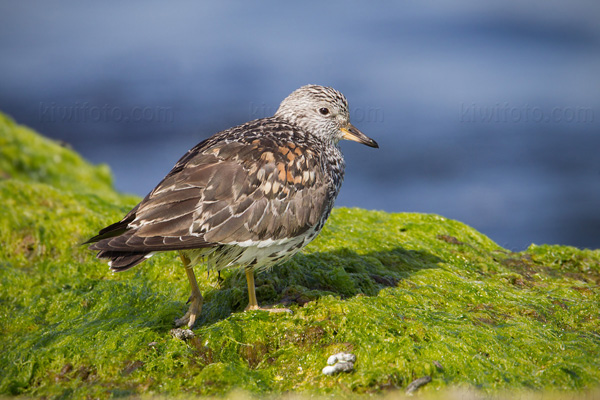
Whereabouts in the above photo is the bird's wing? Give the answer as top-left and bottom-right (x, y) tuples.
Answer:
(89, 127), (330, 253)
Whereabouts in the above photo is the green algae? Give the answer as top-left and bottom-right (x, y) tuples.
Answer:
(1, 112), (599, 399)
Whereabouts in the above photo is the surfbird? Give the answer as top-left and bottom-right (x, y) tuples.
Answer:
(86, 85), (378, 328)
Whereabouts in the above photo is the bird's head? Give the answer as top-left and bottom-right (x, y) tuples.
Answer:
(275, 85), (379, 148)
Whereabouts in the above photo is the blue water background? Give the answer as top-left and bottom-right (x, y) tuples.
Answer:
(1, 1), (599, 250)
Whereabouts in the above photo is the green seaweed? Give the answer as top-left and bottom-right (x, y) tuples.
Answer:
(0, 112), (599, 399)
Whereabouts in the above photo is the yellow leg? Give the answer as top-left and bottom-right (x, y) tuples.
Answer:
(244, 266), (291, 314)
(244, 267), (260, 311)
(175, 253), (203, 328)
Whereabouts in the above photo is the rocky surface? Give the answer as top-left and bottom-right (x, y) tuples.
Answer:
(1, 112), (599, 398)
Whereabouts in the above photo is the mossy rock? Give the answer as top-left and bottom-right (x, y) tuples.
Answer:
(0, 112), (599, 399)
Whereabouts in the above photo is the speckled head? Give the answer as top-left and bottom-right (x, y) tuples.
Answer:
(275, 85), (379, 148)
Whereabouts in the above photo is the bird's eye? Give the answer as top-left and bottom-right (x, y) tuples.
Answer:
(319, 107), (330, 116)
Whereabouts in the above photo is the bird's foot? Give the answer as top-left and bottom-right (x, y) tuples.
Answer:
(175, 294), (203, 329)
(244, 304), (293, 314)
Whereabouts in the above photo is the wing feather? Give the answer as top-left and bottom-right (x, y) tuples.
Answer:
(88, 120), (332, 255)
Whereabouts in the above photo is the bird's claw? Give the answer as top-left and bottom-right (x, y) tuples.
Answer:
(175, 295), (203, 328)
(244, 304), (293, 314)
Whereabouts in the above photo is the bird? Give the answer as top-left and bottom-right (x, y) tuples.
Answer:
(86, 85), (378, 328)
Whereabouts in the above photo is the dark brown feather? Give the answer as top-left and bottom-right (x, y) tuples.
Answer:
(88, 118), (334, 260)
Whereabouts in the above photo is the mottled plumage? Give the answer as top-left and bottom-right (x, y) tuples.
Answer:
(87, 85), (378, 328)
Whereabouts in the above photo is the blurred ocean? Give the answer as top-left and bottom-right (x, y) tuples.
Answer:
(1, 1), (599, 250)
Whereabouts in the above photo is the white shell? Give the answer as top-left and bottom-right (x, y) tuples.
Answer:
(327, 352), (356, 365)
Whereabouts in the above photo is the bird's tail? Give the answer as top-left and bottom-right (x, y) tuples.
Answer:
(92, 249), (152, 272)
(85, 211), (151, 271)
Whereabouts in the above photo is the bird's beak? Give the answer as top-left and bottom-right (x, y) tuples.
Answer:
(340, 124), (379, 148)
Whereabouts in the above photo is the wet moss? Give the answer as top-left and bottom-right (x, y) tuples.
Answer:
(1, 112), (599, 398)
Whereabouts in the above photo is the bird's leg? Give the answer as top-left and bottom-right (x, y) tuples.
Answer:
(175, 253), (203, 328)
(244, 267), (292, 314)
(244, 267), (260, 311)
